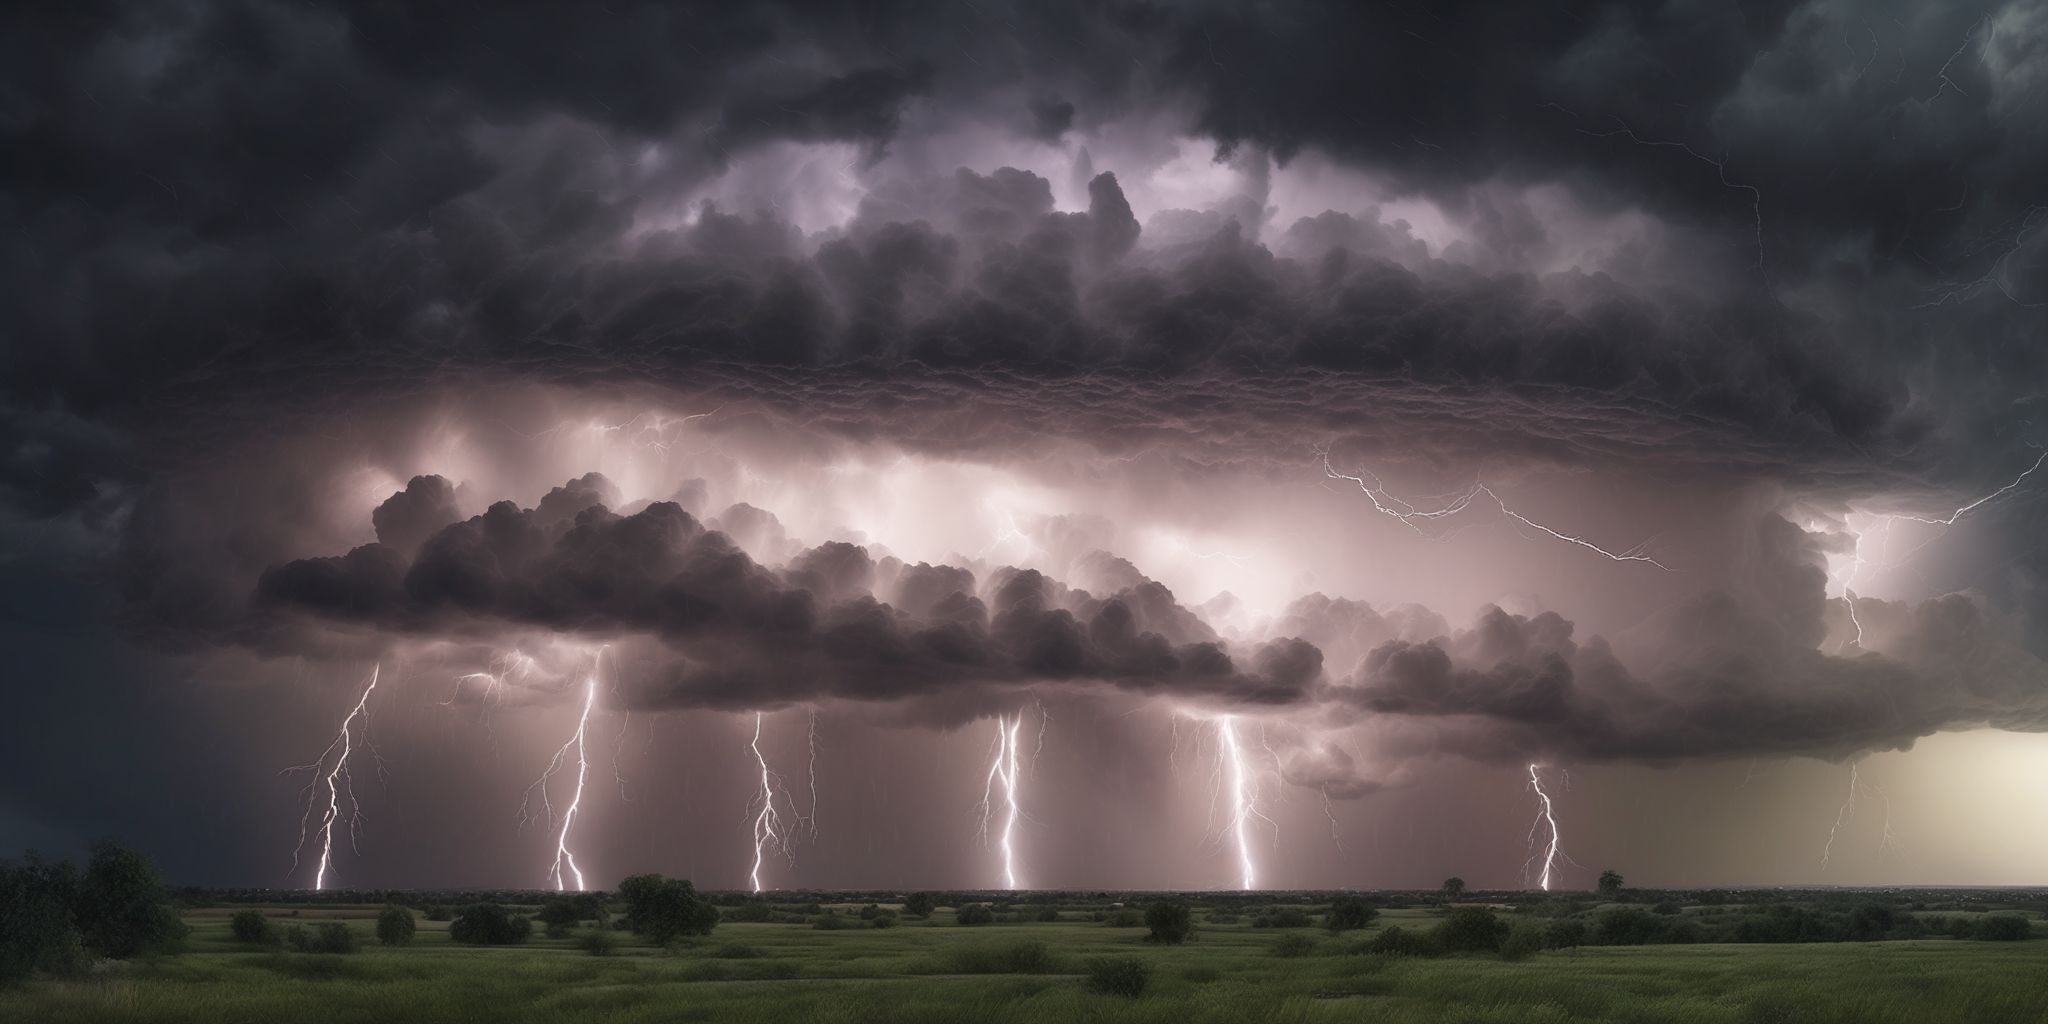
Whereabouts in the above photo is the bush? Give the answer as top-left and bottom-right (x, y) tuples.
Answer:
(812, 914), (852, 930)
(1500, 921), (1546, 961)
(287, 922), (360, 954)
(2, 856), (86, 982)
(229, 909), (277, 947)
(1974, 914), (2032, 941)
(1593, 907), (1666, 946)
(449, 904), (532, 946)
(1085, 955), (1150, 997)
(1546, 918), (1589, 952)
(617, 875), (719, 942)
(1363, 925), (1441, 957)
(1326, 896), (1378, 933)
(1273, 933), (1318, 957)
(944, 940), (1060, 974)
(903, 892), (937, 918)
(1034, 907), (1061, 922)
(1104, 908), (1143, 927)
(375, 905), (415, 947)
(956, 903), (995, 926)
(1144, 901), (1193, 945)
(1252, 908), (1313, 928)
(75, 843), (187, 958)
(1435, 907), (1508, 954)
(867, 908), (898, 929)
(423, 905), (451, 922)
(581, 931), (617, 956)
(724, 901), (773, 923)
(538, 897), (584, 933)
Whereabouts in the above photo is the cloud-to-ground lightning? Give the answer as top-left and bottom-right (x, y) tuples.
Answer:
(747, 711), (795, 893)
(1216, 715), (1267, 890)
(1524, 764), (1565, 891)
(285, 664), (383, 890)
(799, 706), (821, 842)
(1321, 450), (1673, 571)
(518, 649), (604, 891)
(1820, 762), (1859, 870)
(977, 714), (1026, 889)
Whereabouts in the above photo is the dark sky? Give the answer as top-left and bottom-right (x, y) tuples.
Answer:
(4, 0), (2048, 892)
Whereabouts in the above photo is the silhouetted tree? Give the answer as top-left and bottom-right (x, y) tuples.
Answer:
(1144, 901), (1193, 944)
(74, 843), (186, 958)
(1, 855), (84, 982)
(1325, 896), (1378, 932)
(375, 905), (415, 946)
(1597, 870), (1625, 899)
(229, 909), (276, 947)
(903, 892), (937, 918)
(1441, 877), (1466, 900)
(616, 875), (718, 942)
(1434, 907), (1507, 953)
(449, 903), (532, 945)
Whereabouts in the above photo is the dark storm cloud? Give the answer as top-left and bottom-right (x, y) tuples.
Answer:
(252, 474), (1317, 713)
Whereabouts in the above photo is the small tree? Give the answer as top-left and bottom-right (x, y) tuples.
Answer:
(449, 903), (532, 946)
(229, 909), (276, 947)
(1546, 917), (1588, 954)
(1499, 920), (1546, 961)
(1144, 901), (1193, 944)
(1597, 870), (1625, 900)
(538, 897), (582, 938)
(74, 842), (186, 958)
(1, 856), (85, 981)
(903, 892), (937, 918)
(1441, 877), (1466, 901)
(376, 905), (416, 946)
(1434, 906), (1507, 953)
(288, 922), (360, 954)
(956, 903), (995, 926)
(1325, 896), (1378, 933)
(617, 876), (718, 943)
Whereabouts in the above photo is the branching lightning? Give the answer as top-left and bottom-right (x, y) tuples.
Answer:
(285, 664), (383, 890)
(518, 648), (604, 891)
(746, 712), (796, 893)
(1524, 764), (1566, 891)
(977, 713), (1026, 889)
(1321, 450), (1673, 571)
(1820, 762), (1859, 870)
(1214, 715), (1271, 890)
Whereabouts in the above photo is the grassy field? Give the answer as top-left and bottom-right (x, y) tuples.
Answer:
(6, 904), (2047, 1024)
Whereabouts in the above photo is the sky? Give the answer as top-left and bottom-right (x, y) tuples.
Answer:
(3, 0), (2048, 893)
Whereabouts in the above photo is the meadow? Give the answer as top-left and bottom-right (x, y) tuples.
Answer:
(5, 895), (2048, 1024)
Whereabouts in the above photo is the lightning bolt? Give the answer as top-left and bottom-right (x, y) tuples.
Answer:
(747, 711), (794, 893)
(977, 714), (1026, 889)
(1215, 715), (1269, 890)
(1524, 764), (1565, 891)
(518, 648), (604, 891)
(1821, 762), (1859, 870)
(1321, 450), (1672, 571)
(285, 664), (382, 890)
(800, 706), (821, 842)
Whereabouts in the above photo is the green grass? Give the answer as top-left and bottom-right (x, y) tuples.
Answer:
(6, 905), (2048, 1023)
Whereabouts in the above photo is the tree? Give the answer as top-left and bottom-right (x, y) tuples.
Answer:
(74, 842), (186, 958)
(376, 905), (416, 946)
(1325, 896), (1378, 933)
(1546, 918), (1588, 954)
(538, 896), (583, 937)
(616, 875), (718, 943)
(1434, 906), (1507, 953)
(956, 903), (995, 925)
(1, 855), (84, 982)
(229, 909), (276, 947)
(1144, 901), (1193, 944)
(1597, 870), (1625, 899)
(449, 903), (532, 945)
(1440, 877), (1466, 900)
(903, 892), (937, 918)
(288, 921), (361, 954)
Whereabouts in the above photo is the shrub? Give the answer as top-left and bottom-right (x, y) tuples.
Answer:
(2, 856), (86, 982)
(903, 892), (937, 918)
(945, 940), (1059, 974)
(724, 901), (773, 923)
(1593, 907), (1665, 946)
(1252, 908), (1313, 928)
(1034, 907), (1061, 922)
(449, 903), (532, 946)
(812, 914), (852, 931)
(1326, 896), (1378, 933)
(1144, 901), (1193, 944)
(1546, 918), (1588, 952)
(617, 875), (719, 942)
(423, 905), (452, 922)
(287, 922), (360, 954)
(1500, 921), (1546, 961)
(1085, 955), (1150, 997)
(1435, 907), (1508, 954)
(1974, 914), (2032, 941)
(375, 905), (415, 947)
(581, 931), (617, 956)
(229, 909), (277, 947)
(867, 908), (898, 929)
(74, 843), (187, 958)
(858, 903), (885, 920)
(1104, 908), (1143, 927)
(537, 897), (584, 933)
(1363, 925), (1440, 957)
(1948, 917), (1978, 940)
(1273, 933), (1318, 957)
(956, 903), (995, 926)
